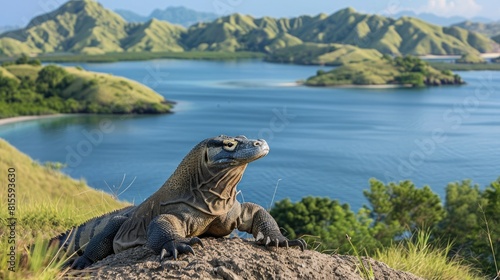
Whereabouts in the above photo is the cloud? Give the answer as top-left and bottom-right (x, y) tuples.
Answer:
(419, 0), (482, 17)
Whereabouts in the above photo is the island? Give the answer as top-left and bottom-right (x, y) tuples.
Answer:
(455, 53), (486, 64)
(0, 57), (172, 119)
(304, 55), (465, 87)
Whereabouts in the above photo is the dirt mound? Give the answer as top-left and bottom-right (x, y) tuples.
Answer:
(66, 237), (422, 280)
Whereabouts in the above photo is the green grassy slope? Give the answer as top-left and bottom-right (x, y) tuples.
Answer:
(266, 43), (383, 65)
(0, 63), (172, 118)
(0, 0), (187, 56)
(0, 66), (19, 81)
(63, 66), (168, 106)
(0, 138), (129, 279)
(122, 19), (185, 52)
(3, 64), (42, 80)
(0, 0), (128, 55)
(184, 8), (495, 56)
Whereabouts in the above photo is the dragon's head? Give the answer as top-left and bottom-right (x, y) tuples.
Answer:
(204, 135), (269, 169)
(159, 135), (270, 214)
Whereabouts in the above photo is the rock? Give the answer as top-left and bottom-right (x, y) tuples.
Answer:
(64, 237), (423, 280)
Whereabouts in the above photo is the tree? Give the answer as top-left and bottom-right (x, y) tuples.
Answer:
(270, 197), (380, 254)
(438, 180), (486, 245)
(480, 178), (500, 275)
(395, 73), (425, 87)
(364, 179), (445, 239)
(0, 75), (20, 102)
(15, 54), (29, 65)
(35, 65), (73, 97)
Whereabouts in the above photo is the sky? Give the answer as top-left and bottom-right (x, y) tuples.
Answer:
(0, 0), (498, 27)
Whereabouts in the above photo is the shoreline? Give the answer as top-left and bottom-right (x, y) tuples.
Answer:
(420, 53), (500, 60)
(0, 114), (68, 126)
(303, 82), (414, 89)
(331, 84), (413, 89)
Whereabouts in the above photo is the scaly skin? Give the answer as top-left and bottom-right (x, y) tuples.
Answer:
(52, 135), (306, 269)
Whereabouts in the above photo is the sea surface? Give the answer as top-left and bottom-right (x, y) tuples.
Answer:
(1, 60), (499, 210)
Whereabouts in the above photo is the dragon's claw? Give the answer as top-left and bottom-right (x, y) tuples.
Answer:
(256, 233), (306, 251)
(159, 237), (202, 261)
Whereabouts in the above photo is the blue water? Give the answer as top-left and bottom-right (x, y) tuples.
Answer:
(1, 60), (499, 210)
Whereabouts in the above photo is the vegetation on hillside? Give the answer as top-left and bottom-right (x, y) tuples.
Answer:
(265, 43), (383, 66)
(0, 56), (172, 118)
(271, 178), (500, 278)
(0, 139), (129, 279)
(305, 55), (464, 87)
(456, 53), (486, 64)
(0, 1), (495, 57)
(0, 0), (185, 56)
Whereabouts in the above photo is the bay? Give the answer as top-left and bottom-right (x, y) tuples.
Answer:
(1, 59), (499, 210)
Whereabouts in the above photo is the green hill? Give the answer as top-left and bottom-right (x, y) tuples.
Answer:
(0, 61), (172, 118)
(0, 138), (129, 279)
(0, 2), (496, 57)
(0, 0), (128, 55)
(122, 19), (185, 52)
(0, 0), (187, 56)
(183, 8), (495, 56)
(305, 55), (464, 87)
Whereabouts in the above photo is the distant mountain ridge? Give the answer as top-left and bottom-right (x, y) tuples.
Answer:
(0, 25), (20, 35)
(115, 6), (218, 27)
(452, 21), (500, 38)
(183, 8), (495, 55)
(0, 1), (496, 57)
(389, 10), (493, 26)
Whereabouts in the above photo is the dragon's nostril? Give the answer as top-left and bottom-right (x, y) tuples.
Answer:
(253, 141), (262, 146)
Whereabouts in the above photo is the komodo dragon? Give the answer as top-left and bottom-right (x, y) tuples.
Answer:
(50, 135), (306, 269)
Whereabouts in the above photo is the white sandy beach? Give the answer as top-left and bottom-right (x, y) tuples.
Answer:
(334, 84), (413, 89)
(0, 114), (66, 126)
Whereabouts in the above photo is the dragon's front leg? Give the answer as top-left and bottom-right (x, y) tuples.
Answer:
(147, 214), (203, 260)
(237, 202), (307, 250)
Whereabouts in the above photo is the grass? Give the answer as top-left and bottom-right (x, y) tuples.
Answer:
(265, 43), (383, 66)
(375, 230), (483, 280)
(346, 234), (374, 280)
(0, 63), (173, 118)
(305, 56), (464, 87)
(479, 205), (499, 277)
(0, 139), (129, 279)
(63, 66), (168, 106)
(3, 64), (42, 81)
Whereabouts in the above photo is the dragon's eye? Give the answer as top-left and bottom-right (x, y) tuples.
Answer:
(223, 139), (237, 151)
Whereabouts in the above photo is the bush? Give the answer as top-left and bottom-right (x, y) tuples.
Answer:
(271, 178), (500, 277)
(36, 65), (74, 97)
